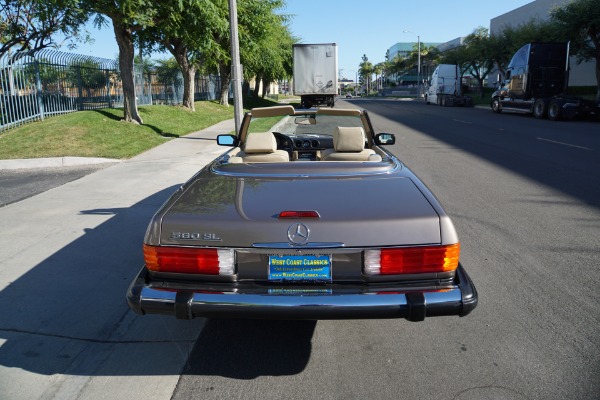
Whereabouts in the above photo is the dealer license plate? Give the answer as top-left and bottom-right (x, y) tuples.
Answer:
(268, 255), (332, 281)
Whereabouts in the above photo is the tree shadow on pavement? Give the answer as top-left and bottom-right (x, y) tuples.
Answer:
(0, 186), (201, 377)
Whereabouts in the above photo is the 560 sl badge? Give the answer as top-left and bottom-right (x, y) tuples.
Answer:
(170, 232), (222, 241)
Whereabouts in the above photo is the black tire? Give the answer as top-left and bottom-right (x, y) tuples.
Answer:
(547, 100), (562, 121)
(533, 99), (547, 119)
(491, 98), (502, 113)
(425, 95), (430, 104)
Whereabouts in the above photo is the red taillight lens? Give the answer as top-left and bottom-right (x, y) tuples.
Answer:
(144, 245), (234, 275)
(364, 243), (460, 275)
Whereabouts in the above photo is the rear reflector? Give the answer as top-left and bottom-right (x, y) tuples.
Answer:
(364, 243), (460, 275)
(144, 245), (234, 275)
(278, 210), (320, 219)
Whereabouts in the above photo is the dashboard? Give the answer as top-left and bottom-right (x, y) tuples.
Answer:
(273, 132), (334, 160)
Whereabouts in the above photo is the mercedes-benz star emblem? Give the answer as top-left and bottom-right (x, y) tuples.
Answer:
(287, 223), (310, 245)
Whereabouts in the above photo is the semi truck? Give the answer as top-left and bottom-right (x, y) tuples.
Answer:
(293, 43), (338, 108)
(491, 42), (599, 120)
(424, 64), (472, 107)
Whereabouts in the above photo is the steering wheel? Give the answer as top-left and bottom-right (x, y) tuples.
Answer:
(272, 132), (293, 154)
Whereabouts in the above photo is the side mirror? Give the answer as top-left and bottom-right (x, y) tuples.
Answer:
(375, 133), (395, 145)
(217, 134), (239, 147)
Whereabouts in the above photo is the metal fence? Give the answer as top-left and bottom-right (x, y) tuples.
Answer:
(0, 50), (221, 132)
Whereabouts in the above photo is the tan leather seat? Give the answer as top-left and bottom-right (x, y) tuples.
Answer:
(229, 132), (289, 163)
(321, 127), (382, 161)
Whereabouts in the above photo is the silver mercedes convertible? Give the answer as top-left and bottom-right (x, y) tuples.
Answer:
(127, 105), (478, 321)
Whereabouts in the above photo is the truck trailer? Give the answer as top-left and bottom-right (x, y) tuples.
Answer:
(424, 64), (472, 107)
(491, 42), (599, 121)
(293, 43), (338, 108)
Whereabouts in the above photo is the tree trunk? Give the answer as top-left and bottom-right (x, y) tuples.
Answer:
(218, 63), (230, 106)
(470, 62), (486, 98)
(173, 49), (195, 111)
(478, 78), (485, 98)
(242, 80), (250, 98)
(112, 19), (143, 124)
(261, 77), (268, 98)
(183, 66), (196, 109)
(252, 74), (262, 100)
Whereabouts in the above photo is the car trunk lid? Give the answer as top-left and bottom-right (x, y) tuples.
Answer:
(157, 175), (441, 248)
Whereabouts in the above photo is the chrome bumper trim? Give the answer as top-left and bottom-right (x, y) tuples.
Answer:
(127, 264), (477, 321)
(252, 242), (345, 249)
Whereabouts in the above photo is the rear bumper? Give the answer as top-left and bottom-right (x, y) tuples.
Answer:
(126, 264), (478, 321)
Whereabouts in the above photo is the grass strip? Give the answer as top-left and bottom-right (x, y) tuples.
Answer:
(0, 98), (284, 160)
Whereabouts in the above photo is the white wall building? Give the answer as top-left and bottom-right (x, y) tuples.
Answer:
(490, 0), (596, 86)
(383, 0), (595, 90)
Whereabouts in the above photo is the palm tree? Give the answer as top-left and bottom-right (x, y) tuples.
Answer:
(359, 54), (374, 94)
(374, 62), (385, 91)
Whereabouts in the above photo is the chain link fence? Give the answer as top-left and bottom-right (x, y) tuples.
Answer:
(0, 50), (220, 132)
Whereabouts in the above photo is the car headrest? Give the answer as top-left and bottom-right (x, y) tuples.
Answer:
(244, 132), (277, 154)
(333, 127), (366, 152)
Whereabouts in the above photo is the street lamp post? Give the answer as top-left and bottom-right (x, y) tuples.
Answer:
(403, 30), (421, 98)
(228, 0), (243, 134)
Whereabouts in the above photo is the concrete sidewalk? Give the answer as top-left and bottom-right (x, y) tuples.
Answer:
(0, 119), (235, 400)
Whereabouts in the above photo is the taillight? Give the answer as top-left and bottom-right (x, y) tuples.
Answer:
(364, 243), (460, 275)
(278, 210), (320, 219)
(143, 245), (234, 275)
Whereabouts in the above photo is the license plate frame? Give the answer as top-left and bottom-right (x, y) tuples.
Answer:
(268, 254), (332, 282)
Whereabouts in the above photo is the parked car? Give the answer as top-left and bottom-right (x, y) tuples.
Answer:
(127, 105), (478, 321)
(345, 93), (353, 98)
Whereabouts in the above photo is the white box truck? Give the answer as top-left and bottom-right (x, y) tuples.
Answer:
(293, 43), (338, 108)
(425, 64), (472, 107)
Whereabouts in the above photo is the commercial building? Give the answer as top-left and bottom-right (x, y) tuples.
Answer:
(490, 0), (595, 86)
(386, 0), (595, 88)
(387, 42), (441, 61)
(386, 42), (441, 86)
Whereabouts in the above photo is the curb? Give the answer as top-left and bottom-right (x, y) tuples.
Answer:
(0, 156), (121, 170)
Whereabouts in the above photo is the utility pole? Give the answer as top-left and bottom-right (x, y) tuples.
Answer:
(228, 0), (244, 134)
(403, 30), (421, 98)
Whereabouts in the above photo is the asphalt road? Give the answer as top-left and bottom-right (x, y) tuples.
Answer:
(0, 164), (114, 207)
(1, 101), (598, 400)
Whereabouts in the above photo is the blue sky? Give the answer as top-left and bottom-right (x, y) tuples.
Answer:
(62, 0), (535, 77)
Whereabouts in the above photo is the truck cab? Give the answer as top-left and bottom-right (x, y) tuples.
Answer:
(491, 42), (574, 119)
(424, 64), (472, 107)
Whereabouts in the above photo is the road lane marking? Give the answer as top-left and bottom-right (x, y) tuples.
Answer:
(452, 119), (472, 124)
(536, 137), (593, 151)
